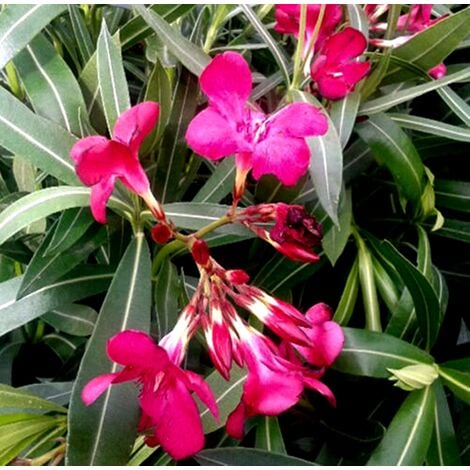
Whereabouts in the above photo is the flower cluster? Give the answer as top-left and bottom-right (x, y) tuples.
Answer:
(70, 21), (350, 461)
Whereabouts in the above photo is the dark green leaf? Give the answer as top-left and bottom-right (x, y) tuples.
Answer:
(255, 417), (286, 454)
(67, 235), (152, 465)
(68, 5), (94, 64)
(435, 179), (470, 213)
(333, 257), (359, 326)
(13, 33), (88, 136)
(193, 159), (235, 203)
(333, 328), (434, 378)
(196, 448), (316, 466)
(438, 366), (470, 405)
(0, 4), (67, 69)
(356, 113), (426, 215)
(330, 91), (361, 149)
(431, 218), (470, 242)
(42, 304), (97, 337)
(21, 382), (73, 406)
(367, 386), (435, 465)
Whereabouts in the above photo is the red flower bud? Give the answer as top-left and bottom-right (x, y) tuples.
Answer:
(191, 239), (210, 266)
(225, 269), (250, 285)
(151, 224), (173, 244)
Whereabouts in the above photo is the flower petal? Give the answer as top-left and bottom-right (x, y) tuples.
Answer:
(252, 136), (310, 186)
(185, 370), (219, 420)
(186, 107), (250, 159)
(200, 52), (252, 114)
(112, 102), (160, 154)
(266, 102), (328, 138)
(303, 375), (336, 406)
(322, 27), (368, 65)
(226, 401), (247, 440)
(141, 374), (205, 460)
(90, 176), (116, 224)
(81, 373), (116, 406)
(107, 330), (169, 370)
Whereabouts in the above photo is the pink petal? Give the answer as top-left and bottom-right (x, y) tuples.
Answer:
(305, 303), (333, 324)
(185, 370), (219, 420)
(141, 374), (205, 460)
(226, 401), (247, 440)
(316, 75), (351, 101)
(107, 330), (169, 370)
(322, 27), (368, 65)
(342, 61), (371, 87)
(81, 373), (116, 405)
(266, 103), (328, 138)
(274, 5), (301, 36)
(200, 52), (252, 111)
(112, 101), (160, 154)
(186, 107), (249, 160)
(303, 375), (336, 406)
(429, 63), (447, 79)
(90, 176), (116, 224)
(252, 136), (311, 186)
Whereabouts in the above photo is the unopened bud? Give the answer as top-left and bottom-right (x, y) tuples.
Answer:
(151, 224), (173, 244)
(191, 239), (210, 266)
(225, 269), (250, 285)
(387, 364), (439, 391)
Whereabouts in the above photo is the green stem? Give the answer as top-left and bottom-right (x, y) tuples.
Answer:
(30, 443), (66, 466)
(5, 62), (24, 100)
(291, 4), (307, 90)
(299, 4), (326, 76)
(152, 239), (186, 275)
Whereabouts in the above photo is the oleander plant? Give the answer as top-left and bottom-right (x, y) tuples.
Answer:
(0, 3), (469, 466)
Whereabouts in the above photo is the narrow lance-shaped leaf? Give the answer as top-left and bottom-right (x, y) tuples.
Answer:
(289, 90), (343, 225)
(67, 235), (152, 465)
(435, 179), (470, 213)
(255, 417), (287, 454)
(436, 85), (470, 127)
(333, 327), (434, 378)
(438, 366), (470, 405)
(0, 4), (67, 69)
(356, 113), (426, 216)
(68, 5), (94, 65)
(0, 384), (66, 413)
(427, 381), (461, 465)
(0, 87), (78, 186)
(97, 21), (130, 132)
(13, 33), (89, 136)
(193, 158), (236, 203)
(367, 386), (435, 466)
(42, 304), (98, 337)
(333, 257), (359, 326)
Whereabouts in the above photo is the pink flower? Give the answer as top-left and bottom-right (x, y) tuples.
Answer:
(311, 27), (371, 100)
(185, 52), (328, 189)
(274, 5), (343, 53)
(428, 63), (447, 79)
(81, 330), (218, 460)
(71, 102), (159, 223)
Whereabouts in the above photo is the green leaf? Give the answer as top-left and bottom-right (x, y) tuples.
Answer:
(389, 113), (470, 142)
(240, 5), (290, 86)
(42, 304), (97, 337)
(155, 70), (198, 203)
(21, 382), (73, 406)
(372, 255), (401, 314)
(195, 448), (316, 466)
(120, 5), (195, 50)
(356, 113), (426, 215)
(346, 4), (369, 35)
(0, 87), (78, 185)
(255, 417), (287, 454)
(372, 239), (441, 350)
(431, 218), (470, 242)
(134, 5), (210, 77)
(12, 157), (35, 192)
(18, 223), (108, 298)
(199, 366), (246, 434)
(438, 366), (470, 405)
(13, 33), (88, 136)
(427, 381), (461, 465)
(333, 328), (434, 378)
(67, 235), (152, 465)
(97, 22), (130, 132)
(0, 384), (66, 413)
(154, 258), (180, 337)
(0, 4), (67, 69)
(367, 386), (435, 465)
(42, 333), (85, 362)
(360, 68), (470, 115)
(193, 159), (235, 203)
(333, 257), (359, 326)
(322, 188), (352, 266)
(435, 179), (470, 213)
(330, 91), (361, 149)
(0, 186), (131, 245)
(0, 268), (113, 337)
(386, 7), (470, 82)
(68, 5), (94, 65)
(436, 85), (470, 127)
(290, 90), (343, 225)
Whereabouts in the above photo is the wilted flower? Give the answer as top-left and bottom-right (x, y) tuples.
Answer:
(82, 330), (218, 460)
(71, 102), (159, 223)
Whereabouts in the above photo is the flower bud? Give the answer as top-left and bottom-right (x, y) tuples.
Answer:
(151, 223), (173, 244)
(191, 239), (210, 266)
(387, 364), (439, 391)
(225, 269), (250, 285)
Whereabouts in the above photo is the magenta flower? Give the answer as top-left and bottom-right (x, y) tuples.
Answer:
(428, 63), (447, 79)
(71, 102), (159, 223)
(311, 27), (371, 100)
(274, 5), (343, 53)
(185, 52), (328, 190)
(82, 330), (218, 460)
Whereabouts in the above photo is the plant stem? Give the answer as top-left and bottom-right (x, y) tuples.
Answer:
(291, 4), (307, 90)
